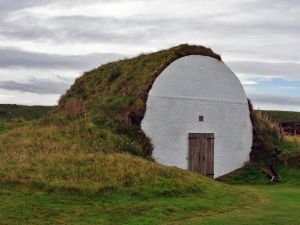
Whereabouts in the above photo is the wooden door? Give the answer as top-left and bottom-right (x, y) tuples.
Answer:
(188, 133), (214, 177)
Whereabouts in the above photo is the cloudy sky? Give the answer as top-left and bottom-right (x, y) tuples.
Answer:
(0, 0), (299, 111)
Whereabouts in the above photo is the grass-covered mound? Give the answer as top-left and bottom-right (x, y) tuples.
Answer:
(0, 123), (218, 195)
(57, 44), (221, 157)
(0, 117), (239, 197)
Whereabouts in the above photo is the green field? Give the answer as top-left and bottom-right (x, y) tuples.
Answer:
(257, 110), (300, 123)
(0, 104), (53, 122)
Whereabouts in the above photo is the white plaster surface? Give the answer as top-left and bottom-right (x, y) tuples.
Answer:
(141, 55), (252, 178)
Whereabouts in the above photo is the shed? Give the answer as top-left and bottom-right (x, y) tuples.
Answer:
(141, 55), (252, 178)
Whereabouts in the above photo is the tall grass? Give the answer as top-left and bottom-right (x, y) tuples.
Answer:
(248, 100), (282, 165)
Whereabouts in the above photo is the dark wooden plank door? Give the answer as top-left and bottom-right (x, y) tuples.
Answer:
(188, 133), (214, 177)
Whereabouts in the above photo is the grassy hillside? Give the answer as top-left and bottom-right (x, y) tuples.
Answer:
(0, 104), (53, 121)
(257, 110), (300, 123)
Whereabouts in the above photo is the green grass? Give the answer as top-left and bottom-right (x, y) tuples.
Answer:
(0, 183), (254, 225)
(0, 168), (299, 225)
(183, 183), (300, 225)
(0, 120), (37, 134)
(218, 164), (300, 185)
(183, 166), (300, 225)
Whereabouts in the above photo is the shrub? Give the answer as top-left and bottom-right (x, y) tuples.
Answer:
(108, 67), (122, 82)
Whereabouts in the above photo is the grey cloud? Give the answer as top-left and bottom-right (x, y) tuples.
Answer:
(227, 61), (300, 80)
(0, 78), (71, 94)
(0, 15), (167, 43)
(238, 0), (300, 11)
(1, 11), (299, 63)
(0, 0), (48, 13)
(0, 48), (122, 69)
(3, 13), (300, 41)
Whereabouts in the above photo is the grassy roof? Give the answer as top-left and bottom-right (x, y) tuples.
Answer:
(59, 44), (221, 109)
(57, 44), (221, 157)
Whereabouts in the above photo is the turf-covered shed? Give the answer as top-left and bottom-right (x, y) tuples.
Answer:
(59, 44), (252, 178)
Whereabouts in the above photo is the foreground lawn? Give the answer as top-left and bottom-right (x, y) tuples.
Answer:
(183, 183), (300, 225)
(0, 180), (299, 224)
(0, 183), (255, 225)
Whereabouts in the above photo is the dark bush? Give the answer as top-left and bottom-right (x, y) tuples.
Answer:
(108, 67), (122, 82)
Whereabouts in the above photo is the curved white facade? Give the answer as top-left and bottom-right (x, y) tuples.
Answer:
(141, 55), (252, 178)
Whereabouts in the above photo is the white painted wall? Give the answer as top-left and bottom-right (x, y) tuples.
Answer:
(141, 55), (252, 178)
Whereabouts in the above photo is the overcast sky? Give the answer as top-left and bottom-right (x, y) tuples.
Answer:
(0, 0), (299, 111)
